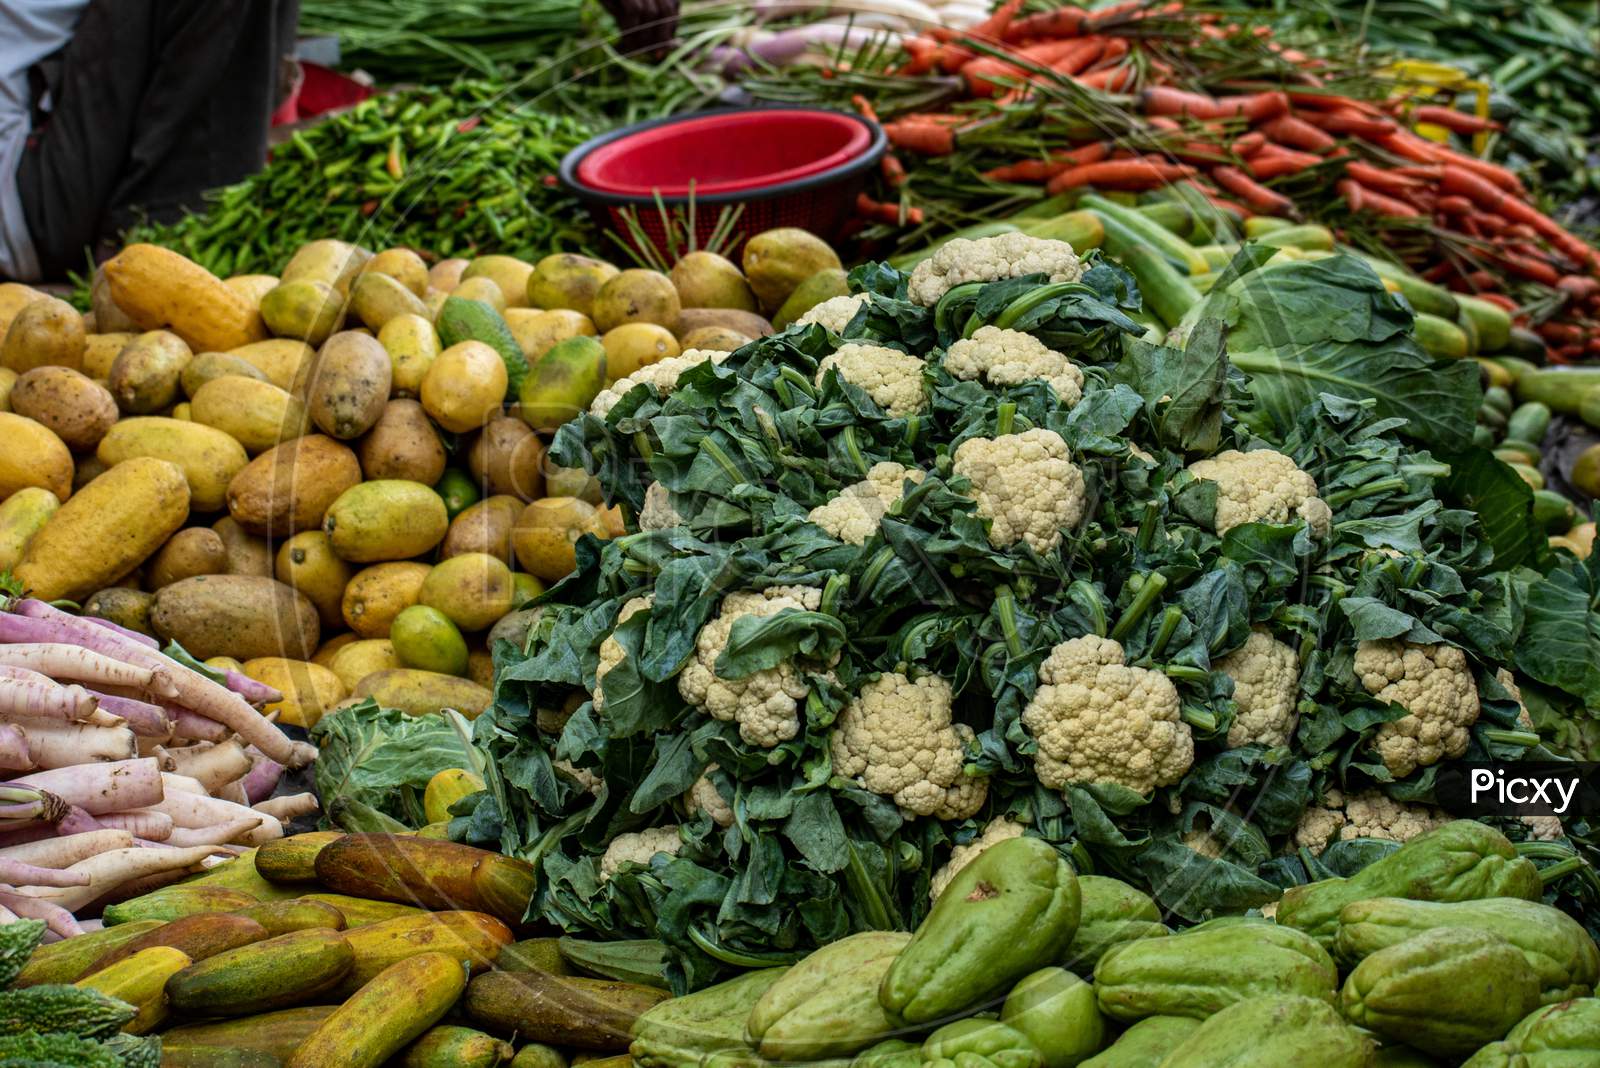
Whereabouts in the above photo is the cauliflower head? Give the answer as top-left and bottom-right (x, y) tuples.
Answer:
(678, 586), (824, 748)
(944, 326), (1084, 406)
(796, 293), (868, 335)
(1216, 628), (1301, 748)
(952, 428), (1086, 554)
(1293, 788), (1449, 855)
(928, 817), (1026, 902)
(831, 671), (987, 820)
(599, 825), (682, 880)
(1355, 640), (1479, 777)
(1186, 449), (1332, 538)
(590, 348), (728, 418)
(639, 482), (684, 531)
(684, 765), (734, 828)
(816, 343), (926, 417)
(592, 595), (653, 713)
(553, 757), (603, 796)
(907, 233), (1084, 306)
(1021, 635), (1194, 794)
(807, 462), (926, 545)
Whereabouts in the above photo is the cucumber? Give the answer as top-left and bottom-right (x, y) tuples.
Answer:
(1019, 210), (1104, 250)
(1493, 355), (1540, 383)
(1009, 193), (1077, 220)
(1505, 401), (1553, 443)
(160, 1048), (284, 1068)
(101, 885), (257, 926)
(75, 945), (191, 1035)
(400, 1025), (515, 1068)
(1472, 425), (1495, 447)
(463, 971), (668, 1052)
(1533, 490), (1578, 534)
(84, 913), (267, 978)
(1192, 272), (1219, 294)
(166, 927), (354, 1017)
(1494, 445), (1538, 466)
(1516, 368), (1600, 414)
(1133, 199), (1194, 237)
(1509, 463), (1545, 490)
(1455, 307), (1481, 357)
(255, 831), (347, 884)
(1117, 245), (1202, 328)
(15, 921), (163, 987)
(334, 910), (511, 998)
(1474, 357), (1515, 390)
(181, 851), (304, 902)
(1504, 326), (1547, 361)
(1357, 255), (1460, 320)
(1253, 224), (1335, 251)
(234, 899), (349, 937)
(496, 937), (570, 975)
(1081, 195), (1209, 275)
(164, 1006), (340, 1061)
(288, 951), (468, 1068)
(1244, 217), (1293, 237)
(1194, 245), (1237, 272)
(1574, 444), (1600, 499)
(1580, 385), (1600, 431)
(1499, 438), (1542, 463)
(302, 893), (428, 928)
(1413, 313), (1471, 360)
(1477, 404), (1507, 430)
(436, 297), (529, 398)
(1455, 293), (1513, 353)
(1482, 385), (1513, 416)
(1166, 183), (1241, 244)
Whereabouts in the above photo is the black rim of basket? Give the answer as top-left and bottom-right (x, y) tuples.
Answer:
(558, 106), (887, 208)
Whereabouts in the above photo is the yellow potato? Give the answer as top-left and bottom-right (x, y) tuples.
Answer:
(526, 254), (618, 319)
(670, 251), (757, 311)
(305, 331), (391, 440)
(0, 412), (73, 501)
(451, 276), (508, 315)
(97, 417), (248, 512)
(0, 367), (12, 412)
(259, 280), (344, 346)
(428, 259), (470, 293)
(376, 313), (440, 396)
(180, 352), (271, 398)
(678, 326), (752, 353)
(419, 552), (516, 632)
(357, 399), (446, 484)
(600, 322), (678, 383)
(512, 497), (609, 582)
(223, 274), (279, 311)
(462, 255), (536, 310)
(361, 249), (429, 297)
(341, 561), (432, 639)
(1, 295), (86, 373)
(467, 417), (544, 501)
(441, 495), (522, 565)
(323, 479), (449, 563)
(312, 632), (359, 668)
(15, 457), (189, 601)
(8, 367), (118, 452)
(504, 308), (596, 365)
(145, 527), (229, 589)
(101, 244), (267, 352)
(108, 330), (193, 414)
(592, 269), (680, 333)
(741, 228), (842, 314)
(274, 530), (354, 629)
(190, 376), (311, 454)
(281, 239), (370, 294)
(228, 339), (314, 391)
(328, 639), (400, 693)
(420, 340), (506, 434)
(81, 332), (136, 379)
(204, 655), (245, 675)
(349, 271), (430, 332)
(211, 516), (274, 577)
(352, 668), (493, 718)
(0, 487), (60, 572)
(225, 434), (363, 537)
(241, 658), (348, 729)
(89, 269), (139, 333)
(150, 574), (320, 660)
(0, 283), (43, 338)
(170, 402), (192, 421)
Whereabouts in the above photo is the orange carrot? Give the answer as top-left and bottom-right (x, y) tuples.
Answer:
(1556, 276), (1600, 301)
(983, 142), (1110, 182)
(1257, 115), (1338, 154)
(962, 56), (1028, 96)
(1338, 179), (1422, 217)
(1232, 132), (1268, 157)
(857, 194), (923, 225)
(1045, 157), (1195, 194)
(1212, 165), (1295, 215)
(970, 0), (1026, 40)
(1020, 37), (1102, 64)
(850, 94), (879, 124)
(882, 153), (907, 186)
(1141, 86), (1221, 118)
(1083, 0), (1150, 32)
(1077, 64), (1135, 90)
(1474, 292), (1519, 313)
(1005, 5), (1088, 41)
(1412, 106), (1501, 134)
(1495, 250), (1560, 285)
(1211, 92), (1289, 123)
(1343, 161), (1420, 195)
(1435, 195), (1475, 216)
(883, 120), (957, 155)
(1246, 149), (1321, 179)
(1305, 108), (1398, 139)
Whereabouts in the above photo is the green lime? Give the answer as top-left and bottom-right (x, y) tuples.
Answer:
(435, 468), (481, 519)
(390, 604), (469, 676)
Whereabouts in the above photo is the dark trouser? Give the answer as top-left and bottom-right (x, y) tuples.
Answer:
(15, 0), (298, 278)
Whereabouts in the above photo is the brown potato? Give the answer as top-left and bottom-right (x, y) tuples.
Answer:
(275, 530), (354, 629)
(441, 495), (522, 564)
(467, 417), (545, 501)
(108, 330), (193, 414)
(145, 527), (229, 589)
(362, 249), (430, 297)
(226, 434), (363, 537)
(674, 307), (773, 341)
(678, 326), (752, 353)
(82, 587), (157, 636)
(150, 574), (320, 660)
(0, 295), (86, 373)
(8, 367), (118, 452)
(512, 497), (608, 582)
(357, 399), (446, 484)
(211, 516), (274, 577)
(341, 561), (431, 639)
(304, 331), (391, 440)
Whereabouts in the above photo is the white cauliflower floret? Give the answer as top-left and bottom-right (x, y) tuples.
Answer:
(944, 326), (1084, 406)
(1355, 640), (1480, 778)
(1182, 828), (1225, 859)
(553, 758), (603, 796)
(907, 233), (1084, 306)
(831, 672), (987, 821)
(1216, 628), (1301, 748)
(816, 343), (926, 417)
(1293, 788), (1449, 855)
(952, 428), (1086, 554)
(1186, 449), (1332, 538)
(1021, 635), (1194, 794)
(796, 293), (868, 334)
(678, 586), (824, 748)
(639, 482), (684, 531)
(592, 595), (653, 713)
(807, 462), (925, 545)
(599, 826), (681, 880)
(590, 348), (728, 417)
(929, 817), (1025, 902)
(684, 765), (734, 828)
(1522, 816), (1564, 841)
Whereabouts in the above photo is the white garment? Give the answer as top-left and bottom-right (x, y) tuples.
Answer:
(0, 0), (89, 280)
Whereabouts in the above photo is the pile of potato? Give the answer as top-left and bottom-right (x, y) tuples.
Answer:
(0, 227), (845, 731)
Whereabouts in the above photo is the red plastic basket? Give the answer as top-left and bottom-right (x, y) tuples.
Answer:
(559, 108), (885, 261)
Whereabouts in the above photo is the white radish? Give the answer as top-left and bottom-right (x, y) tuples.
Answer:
(156, 741), (251, 794)
(0, 904), (17, 924)
(222, 671), (282, 706)
(9, 757), (164, 815)
(0, 891), (83, 937)
(160, 773), (207, 796)
(240, 751), (283, 805)
(254, 793), (319, 821)
(0, 726), (29, 771)
(0, 855), (90, 888)
(0, 677), (97, 722)
(93, 810), (173, 841)
(17, 719), (138, 768)
(55, 807), (102, 836)
(215, 781), (247, 805)
(79, 615), (159, 649)
(8, 844), (219, 912)
(85, 692), (171, 737)
(165, 818), (263, 847)
(0, 644), (171, 697)
(149, 787), (284, 845)
(168, 707), (229, 743)
(0, 829), (133, 867)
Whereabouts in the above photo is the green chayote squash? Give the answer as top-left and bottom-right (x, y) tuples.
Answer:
(631, 968), (788, 1068)
(881, 837), (1080, 1024)
(1277, 821), (1542, 950)
(1061, 876), (1168, 975)
(999, 968), (1106, 1068)
(853, 1039), (923, 1068)
(1342, 927), (1542, 1058)
(1336, 897), (1600, 1004)
(745, 931), (909, 1061)
(1156, 995), (1375, 1068)
(1079, 1017), (1199, 1068)
(1093, 919), (1337, 1022)
(921, 1019), (1042, 1068)
(1460, 997), (1600, 1067)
